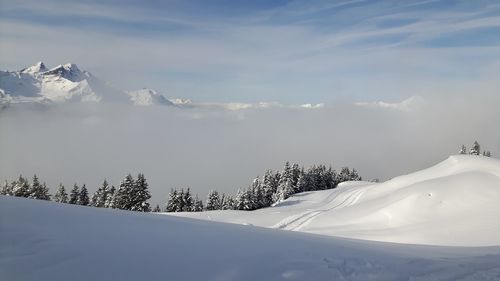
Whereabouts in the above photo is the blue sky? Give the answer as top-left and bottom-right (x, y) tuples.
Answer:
(1, 0), (500, 103)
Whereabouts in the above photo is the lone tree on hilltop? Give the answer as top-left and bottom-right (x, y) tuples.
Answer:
(470, 141), (480, 155)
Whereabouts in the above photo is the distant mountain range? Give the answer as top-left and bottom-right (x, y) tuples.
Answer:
(0, 62), (325, 110)
(0, 62), (178, 106)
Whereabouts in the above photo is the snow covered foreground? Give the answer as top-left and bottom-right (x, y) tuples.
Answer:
(2, 155), (500, 280)
(176, 155), (500, 247)
(2, 196), (500, 281)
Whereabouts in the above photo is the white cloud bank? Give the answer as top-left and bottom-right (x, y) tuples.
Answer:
(170, 99), (325, 111)
(1, 92), (498, 206)
(355, 96), (423, 112)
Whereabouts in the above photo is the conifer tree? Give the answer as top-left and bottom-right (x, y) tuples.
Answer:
(165, 189), (179, 212)
(234, 188), (244, 210)
(53, 184), (68, 203)
(235, 188), (254, 210)
(460, 145), (467, 154)
(315, 165), (328, 190)
(26, 176), (49, 200)
(114, 174), (135, 210)
(250, 177), (263, 209)
(178, 189), (186, 211)
(206, 190), (221, 211)
(181, 188), (194, 212)
(130, 173), (151, 212)
(69, 184), (80, 204)
(338, 167), (351, 183)
(310, 166), (323, 191)
(274, 162), (295, 202)
(35, 182), (50, 200)
(291, 163), (301, 188)
(261, 169), (279, 207)
(470, 141), (481, 155)
(90, 179), (110, 208)
(296, 171), (309, 193)
(104, 186), (116, 208)
(220, 193), (226, 209)
(325, 166), (337, 190)
(28, 175), (42, 199)
(349, 169), (361, 181)
(193, 195), (204, 212)
(221, 195), (235, 210)
(78, 184), (90, 206)
(1, 180), (13, 196)
(12, 175), (30, 198)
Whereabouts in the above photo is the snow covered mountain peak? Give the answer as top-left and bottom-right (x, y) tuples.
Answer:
(0, 62), (177, 106)
(20, 61), (47, 74)
(128, 88), (174, 106)
(44, 63), (87, 82)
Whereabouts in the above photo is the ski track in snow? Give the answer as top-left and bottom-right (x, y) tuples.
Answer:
(273, 187), (366, 231)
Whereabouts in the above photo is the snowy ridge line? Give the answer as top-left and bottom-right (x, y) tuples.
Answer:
(175, 155), (500, 247)
(1, 62), (326, 110)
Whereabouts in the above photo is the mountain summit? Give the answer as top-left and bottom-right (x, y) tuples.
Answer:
(20, 61), (48, 74)
(128, 88), (174, 106)
(43, 63), (87, 82)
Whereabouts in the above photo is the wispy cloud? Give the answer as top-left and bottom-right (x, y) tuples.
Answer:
(170, 99), (325, 111)
(1, 0), (500, 104)
(355, 96), (423, 112)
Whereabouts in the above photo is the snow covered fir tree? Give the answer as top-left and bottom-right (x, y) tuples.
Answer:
(460, 141), (492, 157)
(165, 188), (203, 212)
(90, 179), (111, 208)
(69, 184), (80, 205)
(1, 175), (50, 200)
(53, 184), (68, 203)
(78, 185), (90, 206)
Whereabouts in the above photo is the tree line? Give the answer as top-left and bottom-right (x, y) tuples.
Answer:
(164, 162), (361, 212)
(1, 173), (151, 212)
(0, 161), (363, 213)
(460, 141), (492, 157)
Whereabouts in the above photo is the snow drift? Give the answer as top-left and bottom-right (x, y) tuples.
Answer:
(176, 155), (500, 246)
(2, 195), (500, 281)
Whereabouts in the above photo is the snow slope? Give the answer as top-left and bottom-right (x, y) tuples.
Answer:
(175, 155), (500, 246)
(0, 62), (171, 106)
(2, 196), (500, 281)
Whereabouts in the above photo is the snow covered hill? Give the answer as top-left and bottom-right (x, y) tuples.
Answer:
(174, 155), (500, 246)
(0, 62), (172, 106)
(128, 88), (174, 106)
(2, 195), (500, 281)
